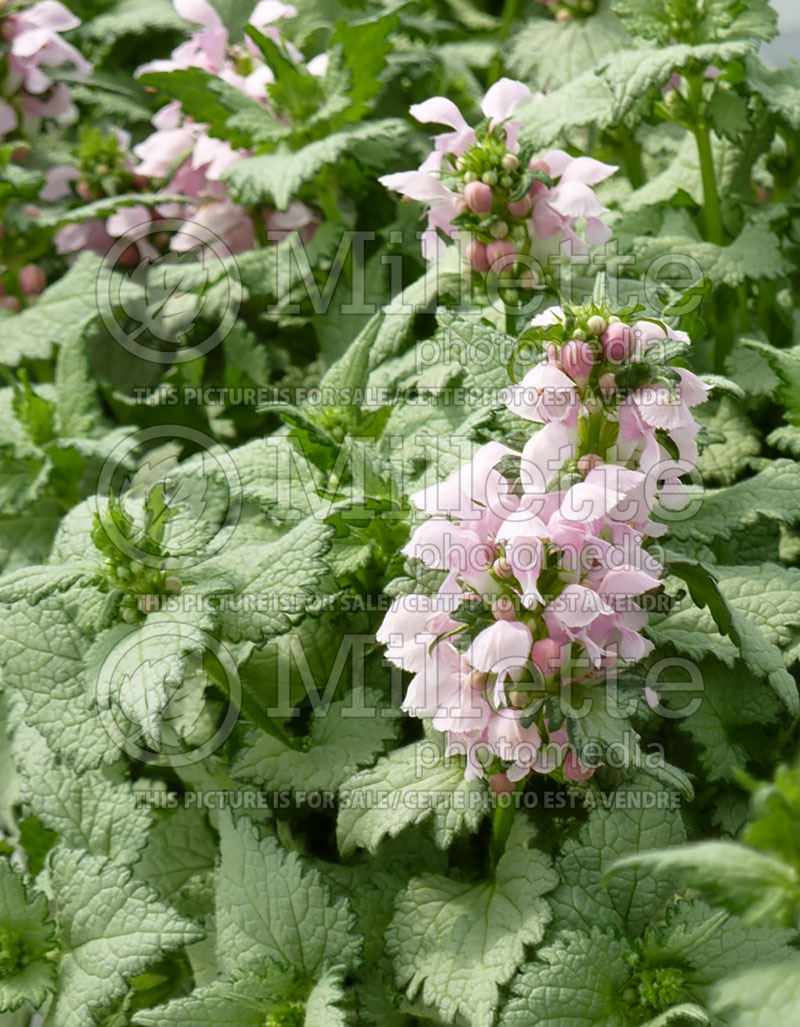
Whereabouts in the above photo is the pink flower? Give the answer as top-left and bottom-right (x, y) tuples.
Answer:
(505, 362), (581, 425)
(0, 1), (91, 141)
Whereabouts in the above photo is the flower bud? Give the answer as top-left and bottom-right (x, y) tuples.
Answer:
(577, 453), (602, 475)
(482, 170), (498, 186)
(486, 239), (516, 268)
(531, 638), (564, 677)
(0, 296), (20, 312)
(586, 314), (607, 336)
(555, 8), (572, 20)
(467, 240), (491, 273)
(560, 339), (594, 382)
(501, 175), (514, 190)
(493, 556), (513, 579)
(490, 221), (509, 239)
(507, 195), (532, 218)
(520, 270), (539, 289)
(464, 180), (493, 214)
(598, 372), (616, 397)
(464, 171), (478, 183)
(466, 669), (487, 690)
(489, 772), (513, 797)
(509, 691), (531, 709)
(18, 264), (46, 296)
(121, 607), (138, 623)
(493, 596), (516, 621)
(454, 197), (469, 215)
(164, 576), (182, 594)
(502, 153), (519, 171)
(137, 594), (160, 615)
(601, 322), (634, 363)
(76, 181), (93, 202)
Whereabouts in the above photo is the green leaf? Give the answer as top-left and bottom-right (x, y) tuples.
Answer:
(742, 340), (800, 426)
(611, 0), (776, 45)
(633, 221), (789, 290)
(0, 860), (57, 1013)
(330, 11), (398, 121)
(608, 841), (799, 927)
(661, 460), (800, 545)
(706, 87), (751, 142)
(132, 966), (349, 1026)
(207, 515), (333, 643)
(516, 40), (757, 148)
(499, 928), (630, 1027)
(550, 782), (686, 936)
(647, 563), (800, 714)
(223, 118), (409, 208)
(132, 968), (283, 1026)
(710, 956), (800, 1026)
(745, 56), (800, 129)
(0, 254), (104, 367)
(511, 0), (629, 89)
(745, 760), (800, 871)
(82, 0), (189, 39)
(53, 330), (102, 438)
(669, 658), (780, 782)
(138, 68), (275, 148)
(13, 722), (150, 865)
(232, 690), (399, 792)
(47, 847), (202, 1027)
(386, 819), (556, 1027)
(216, 812), (360, 976)
(336, 732), (490, 857)
(133, 806), (217, 906)
(0, 594), (118, 770)
(695, 397), (760, 484)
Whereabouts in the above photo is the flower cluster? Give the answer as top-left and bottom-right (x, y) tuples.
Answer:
(0, 0), (91, 143)
(44, 0), (318, 258)
(380, 304), (709, 786)
(379, 77), (616, 271)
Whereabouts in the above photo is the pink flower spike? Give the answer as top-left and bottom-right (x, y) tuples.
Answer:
(464, 180), (493, 213)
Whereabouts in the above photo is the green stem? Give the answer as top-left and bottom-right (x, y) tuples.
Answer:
(250, 206), (270, 248)
(687, 76), (724, 246)
(488, 0), (520, 85)
(204, 652), (291, 746)
(490, 796), (516, 867)
(620, 136), (645, 190)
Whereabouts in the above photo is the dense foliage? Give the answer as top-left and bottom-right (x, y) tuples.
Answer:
(1, 0), (800, 1024)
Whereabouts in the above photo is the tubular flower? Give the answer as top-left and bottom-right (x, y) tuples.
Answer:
(380, 301), (709, 784)
(0, 0), (91, 141)
(379, 78), (616, 266)
(42, 0), (318, 258)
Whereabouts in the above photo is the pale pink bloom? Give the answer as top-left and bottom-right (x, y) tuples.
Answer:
(506, 361), (582, 426)
(6, 1), (91, 96)
(379, 79), (531, 258)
